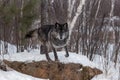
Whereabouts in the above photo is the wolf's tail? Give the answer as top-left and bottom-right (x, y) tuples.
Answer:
(25, 29), (38, 39)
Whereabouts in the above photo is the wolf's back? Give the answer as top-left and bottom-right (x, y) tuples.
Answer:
(25, 29), (38, 39)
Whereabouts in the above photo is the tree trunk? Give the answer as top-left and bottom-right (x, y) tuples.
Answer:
(40, 0), (49, 54)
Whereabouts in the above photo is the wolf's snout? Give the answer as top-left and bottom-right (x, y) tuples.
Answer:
(60, 36), (63, 39)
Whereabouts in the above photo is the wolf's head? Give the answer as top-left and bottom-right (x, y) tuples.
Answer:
(52, 22), (69, 40)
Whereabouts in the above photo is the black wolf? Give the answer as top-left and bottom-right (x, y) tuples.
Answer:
(25, 22), (69, 61)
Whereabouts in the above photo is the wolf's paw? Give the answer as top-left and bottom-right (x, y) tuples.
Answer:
(55, 59), (59, 62)
(47, 58), (52, 62)
(48, 60), (54, 63)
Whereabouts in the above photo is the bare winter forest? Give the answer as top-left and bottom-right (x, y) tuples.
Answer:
(0, 0), (120, 78)
(0, 0), (120, 63)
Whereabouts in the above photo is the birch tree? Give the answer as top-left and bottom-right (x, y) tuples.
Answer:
(67, 0), (86, 36)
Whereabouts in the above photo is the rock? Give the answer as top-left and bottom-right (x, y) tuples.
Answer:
(4, 60), (102, 80)
(0, 64), (7, 71)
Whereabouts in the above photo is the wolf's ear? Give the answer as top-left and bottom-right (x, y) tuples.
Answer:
(55, 22), (59, 29)
(64, 23), (68, 29)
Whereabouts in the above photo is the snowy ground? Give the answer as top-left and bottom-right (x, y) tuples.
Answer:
(2, 50), (98, 68)
(0, 42), (119, 80)
(92, 54), (119, 80)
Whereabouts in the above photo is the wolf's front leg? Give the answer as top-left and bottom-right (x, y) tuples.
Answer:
(42, 45), (52, 61)
(52, 47), (59, 61)
(45, 52), (52, 61)
(64, 46), (69, 57)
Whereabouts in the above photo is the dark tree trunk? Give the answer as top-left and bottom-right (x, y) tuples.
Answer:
(40, 0), (49, 54)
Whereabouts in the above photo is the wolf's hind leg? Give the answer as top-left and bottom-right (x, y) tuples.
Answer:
(64, 46), (69, 57)
(52, 47), (59, 61)
(40, 45), (47, 54)
(42, 45), (52, 61)
(45, 52), (52, 61)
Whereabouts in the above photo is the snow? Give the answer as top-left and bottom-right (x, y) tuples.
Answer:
(0, 41), (17, 54)
(7, 42), (17, 54)
(92, 54), (119, 80)
(0, 42), (120, 80)
(2, 50), (97, 68)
